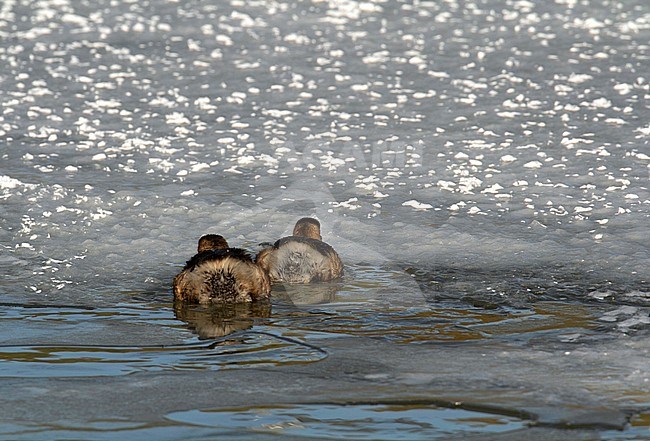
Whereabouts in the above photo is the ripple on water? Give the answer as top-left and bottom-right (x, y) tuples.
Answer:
(0, 331), (326, 378)
(165, 403), (530, 440)
(268, 300), (611, 346)
(0, 304), (326, 378)
(271, 264), (649, 343)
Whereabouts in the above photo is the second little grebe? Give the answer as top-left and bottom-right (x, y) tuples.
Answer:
(173, 234), (271, 303)
(256, 218), (343, 284)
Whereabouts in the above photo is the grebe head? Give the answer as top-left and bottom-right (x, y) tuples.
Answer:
(197, 234), (229, 252)
(292, 217), (322, 241)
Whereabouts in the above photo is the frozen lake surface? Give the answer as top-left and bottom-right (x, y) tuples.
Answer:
(1, 0), (649, 439)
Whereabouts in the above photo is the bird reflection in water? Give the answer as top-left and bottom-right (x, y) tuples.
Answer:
(174, 301), (271, 339)
(174, 283), (341, 339)
(274, 282), (340, 305)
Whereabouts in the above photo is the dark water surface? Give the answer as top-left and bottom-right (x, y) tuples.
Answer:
(1, 264), (649, 439)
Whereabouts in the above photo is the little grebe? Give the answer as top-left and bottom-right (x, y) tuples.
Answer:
(173, 234), (271, 303)
(256, 218), (343, 284)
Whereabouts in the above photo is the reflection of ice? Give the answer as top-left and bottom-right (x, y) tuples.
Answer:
(174, 302), (271, 339)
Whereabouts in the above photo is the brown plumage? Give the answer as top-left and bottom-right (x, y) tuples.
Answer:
(173, 235), (271, 303)
(197, 234), (229, 252)
(256, 218), (343, 284)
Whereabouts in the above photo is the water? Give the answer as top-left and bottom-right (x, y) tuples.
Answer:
(1, 0), (649, 439)
(166, 404), (530, 439)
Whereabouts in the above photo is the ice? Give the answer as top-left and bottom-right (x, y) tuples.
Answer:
(402, 200), (433, 210)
